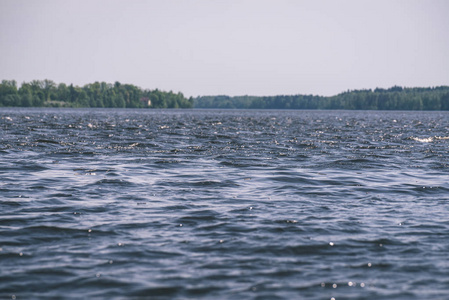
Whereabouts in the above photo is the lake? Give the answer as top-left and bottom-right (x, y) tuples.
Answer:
(1, 108), (449, 299)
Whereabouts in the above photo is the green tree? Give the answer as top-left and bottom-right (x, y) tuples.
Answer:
(441, 92), (449, 110)
(115, 94), (126, 108)
(0, 80), (18, 101)
(21, 93), (33, 107)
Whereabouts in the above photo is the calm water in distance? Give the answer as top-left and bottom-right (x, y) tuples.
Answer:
(1, 108), (449, 299)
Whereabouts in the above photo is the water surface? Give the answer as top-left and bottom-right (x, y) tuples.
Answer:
(1, 108), (449, 299)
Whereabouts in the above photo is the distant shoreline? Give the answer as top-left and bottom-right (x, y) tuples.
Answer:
(1, 80), (448, 110)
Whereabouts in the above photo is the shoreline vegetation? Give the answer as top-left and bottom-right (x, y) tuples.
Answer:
(0, 80), (193, 109)
(1, 79), (448, 110)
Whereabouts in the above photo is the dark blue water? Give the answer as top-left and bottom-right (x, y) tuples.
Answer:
(1, 108), (449, 299)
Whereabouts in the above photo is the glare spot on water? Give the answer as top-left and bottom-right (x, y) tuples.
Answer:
(329, 242), (334, 246)
(118, 243), (123, 246)
(331, 297), (336, 300)
(88, 229), (92, 233)
(179, 224), (183, 227)
(219, 240), (224, 243)
(412, 137), (434, 143)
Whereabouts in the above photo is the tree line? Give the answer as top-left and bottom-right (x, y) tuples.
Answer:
(0, 80), (193, 108)
(194, 86), (449, 110)
(1, 80), (449, 110)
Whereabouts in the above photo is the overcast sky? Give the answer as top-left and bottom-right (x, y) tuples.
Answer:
(1, 0), (448, 97)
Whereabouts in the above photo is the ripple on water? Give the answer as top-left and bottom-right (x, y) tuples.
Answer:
(1, 109), (449, 299)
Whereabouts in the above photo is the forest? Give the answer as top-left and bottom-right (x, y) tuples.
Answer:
(195, 86), (449, 110)
(1, 80), (449, 110)
(0, 80), (193, 109)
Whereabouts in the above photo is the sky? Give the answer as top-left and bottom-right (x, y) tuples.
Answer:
(0, 0), (448, 97)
